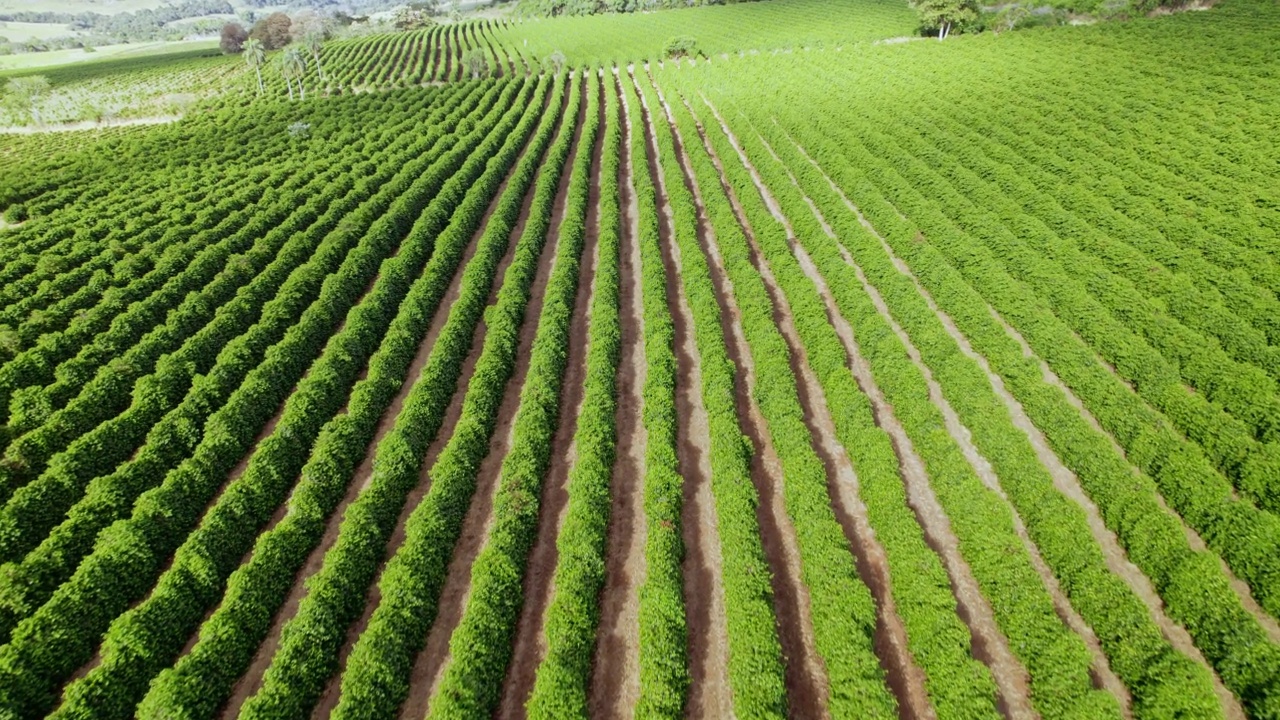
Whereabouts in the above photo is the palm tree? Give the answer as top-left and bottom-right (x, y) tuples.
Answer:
(280, 47), (308, 101)
(244, 38), (266, 95)
(304, 32), (327, 85)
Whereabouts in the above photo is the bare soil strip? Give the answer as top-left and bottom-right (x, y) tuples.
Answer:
(782, 138), (1248, 720)
(307, 92), (560, 720)
(60, 402), (288, 703)
(693, 97), (934, 720)
(587, 70), (649, 720)
(216, 102), (546, 720)
(647, 75), (830, 720)
(737, 135), (1039, 720)
(403, 81), (587, 719)
(855, 251), (1132, 714)
(780, 128), (1270, 713)
(628, 67), (733, 720)
(499, 76), (607, 720)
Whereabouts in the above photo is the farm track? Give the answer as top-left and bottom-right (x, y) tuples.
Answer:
(649, 76), (832, 719)
(214, 89), (549, 720)
(688, 96), (935, 720)
(630, 70), (733, 719)
(398, 78), (580, 720)
(587, 70), (648, 720)
(500, 75), (607, 720)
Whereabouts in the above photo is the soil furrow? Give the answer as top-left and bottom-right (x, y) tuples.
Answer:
(645, 72), (830, 720)
(214, 94), (545, 720)
(55, 405), (287, 707)
(786, 128), (1280, 655)
(749, 130), (1039, 719)
(851, 244), (1132, 714)
(401, 77), (587, 719)
(499, 75), (605, 720)
(693, 96), (934, 720)
(587, 69), (649, 720)
(629, 66), (733, 720)
(306, 92), (556, 720)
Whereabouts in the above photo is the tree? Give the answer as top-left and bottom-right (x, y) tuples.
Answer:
(303, 32), (327, 84)
(910, 0), (978, 38)
(3, 75), (51, 125)
(393, 5), (436, 30)
(462, 48), (489, 80)
(243, 38), (266, 95)
(288, 9), (329, 43)
(991, 5), (1030, 33)
(220, 21), (248, 53)
(541, 50), (566, 74)
(279, 47), (307, 101)
(249, 11), (292, 51)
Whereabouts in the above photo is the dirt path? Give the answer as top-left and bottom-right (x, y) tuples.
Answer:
(778, 125), (1259, 717)
(400, 80), (587, 720)
(586, 71), (649, 720)
(693, 96), (934, 720)
(58, 395), (288, 705)
(733, 131), (1040, 720)
(645, 73), (831, 719)
(217, 98), (545, 720)
(499, 76), (606, 720)
(859, 206), (1244, 719)
(628, 68), (734, 720)
(307, 88), (562, 720)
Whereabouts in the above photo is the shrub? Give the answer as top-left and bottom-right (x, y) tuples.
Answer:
(3, 204), (29, 224)
(665, 36), (698, 59)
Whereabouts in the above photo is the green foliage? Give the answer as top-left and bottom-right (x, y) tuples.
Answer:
(525, 69), (623, 720)
(136, 78), (546, 720)
(909, 0), (979, 37)
(1, 204), (28, 223)
(663, 36), (698, 59)
(462, 47), (490, 79)
(0, 82), (522, 718)
(493, 0), (916, 66)
(325, 72), (579, 720)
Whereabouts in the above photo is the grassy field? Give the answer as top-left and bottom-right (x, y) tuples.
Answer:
(0, 39), (217, 72)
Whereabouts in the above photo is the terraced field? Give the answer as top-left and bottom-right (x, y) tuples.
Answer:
(0, 0), (1278, 718)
